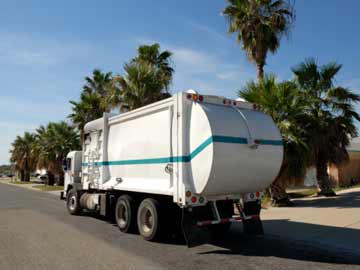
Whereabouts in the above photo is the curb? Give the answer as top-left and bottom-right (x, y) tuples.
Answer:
(0, 180), (62, 196)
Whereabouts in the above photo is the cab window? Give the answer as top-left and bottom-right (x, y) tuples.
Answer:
(66, 158), (72, 171)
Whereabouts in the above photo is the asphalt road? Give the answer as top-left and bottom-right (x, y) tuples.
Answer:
(1, 183), (359, 270)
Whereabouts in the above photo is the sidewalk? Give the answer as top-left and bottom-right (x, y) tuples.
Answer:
(0, 178), (62, 197)
(260, 187), (360, 255)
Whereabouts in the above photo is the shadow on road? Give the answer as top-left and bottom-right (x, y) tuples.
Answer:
(202, 221), (360, 265)
(82, 209), (360, 265)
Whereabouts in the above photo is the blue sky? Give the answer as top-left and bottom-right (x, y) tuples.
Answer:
(1, 0), (360, 164)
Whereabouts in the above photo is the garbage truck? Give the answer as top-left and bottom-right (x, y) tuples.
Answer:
(61, 90), (283, 247)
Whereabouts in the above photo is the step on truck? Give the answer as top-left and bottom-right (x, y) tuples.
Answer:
(61, 90), (283, 247)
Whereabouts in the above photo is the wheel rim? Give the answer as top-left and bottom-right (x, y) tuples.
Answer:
(69, 195), (76, 211)
(117, 202), (128, 228)
(140, 207), (153, 233)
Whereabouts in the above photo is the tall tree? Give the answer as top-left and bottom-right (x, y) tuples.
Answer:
(292, 58), (360, 196)
(69, 91), (104, 141)
(35, 121), (80, 185)
(69, 69), (113, 142)
(132, 43), (174, 90)
(9, 132), (37, 182)
(112, 62), (170, 111)
(222, 0), (294, 80)
(83, 69), (113, 112)
(240, 75), (310, 205)
(112, 43), (173, 111)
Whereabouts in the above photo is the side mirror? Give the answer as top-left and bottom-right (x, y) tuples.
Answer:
(62, 159), (67, 171)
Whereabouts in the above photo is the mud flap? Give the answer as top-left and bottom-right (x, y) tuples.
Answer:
(243, 200), (264, 235)
(182, 208), (211, 248)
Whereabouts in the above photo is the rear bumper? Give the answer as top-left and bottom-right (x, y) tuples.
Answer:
(181, 201), (263, 247)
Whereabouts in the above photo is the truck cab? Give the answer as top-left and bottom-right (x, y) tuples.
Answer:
(63, 151), (82, 197)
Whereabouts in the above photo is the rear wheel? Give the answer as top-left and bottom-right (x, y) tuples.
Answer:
(115, 195), (137, 233)
(66, 189), (82, 215)
(137, 198), (161, 241)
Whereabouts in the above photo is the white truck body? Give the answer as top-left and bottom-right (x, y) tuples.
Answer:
(65, 91), (283, 208)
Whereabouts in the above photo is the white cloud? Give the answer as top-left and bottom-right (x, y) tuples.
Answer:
(216, 71), (237, 80)
(0, 96), (73, 164)
(170, 46), (217, 73)
(10, 50), (59, 66)
(188, 21), (227, 41)
(0, 96), (70, 121)
(167, 44), (253, 84)
(0, 32), (92, 164)
(0, 32), (92, 67)
(0, 121), (38, 165)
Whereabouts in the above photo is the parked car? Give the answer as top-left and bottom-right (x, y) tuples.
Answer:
(37, 174), (48, 183)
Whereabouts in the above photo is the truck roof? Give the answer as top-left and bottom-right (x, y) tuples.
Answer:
(83, 91), (256, 133)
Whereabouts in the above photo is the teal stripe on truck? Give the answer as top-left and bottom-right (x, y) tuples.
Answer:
(82, 135), (283, 167)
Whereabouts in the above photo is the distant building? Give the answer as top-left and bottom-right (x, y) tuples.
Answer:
(328, 137), (360, 186)
(302, 137), (360, 187)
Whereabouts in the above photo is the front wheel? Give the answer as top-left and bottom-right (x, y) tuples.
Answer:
(137, 198), (161, 241)
(66, 189), (82, 215)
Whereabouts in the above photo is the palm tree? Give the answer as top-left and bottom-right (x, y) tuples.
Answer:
(132, 43), (174, 90)
(292, 59), (360, 196)
(35, 122), (80, 185)
(69, 91), (104, 141)
(222, 0), (294, 80)
(112, 61), (170, 111)
(240, 75), (311, 205)
(9, 132), (38, 181)
(83, 69), (113, 111)
(112, 44), (174, 111)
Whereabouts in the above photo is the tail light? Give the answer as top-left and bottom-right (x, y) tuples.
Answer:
(187, 94), (204, 102)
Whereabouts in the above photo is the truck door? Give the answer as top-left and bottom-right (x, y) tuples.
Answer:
(63, 157), (72, 194)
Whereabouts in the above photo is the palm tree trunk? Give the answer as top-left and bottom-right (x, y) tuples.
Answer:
(47, 171), (55, 186)
(270, 175), (294, 206)
(316, 158), (336, 196)
(20, 170), (25, 181)
(257, 64), (264, 81)
(24, 171), (30, 182)
(270, 177), (286, 200)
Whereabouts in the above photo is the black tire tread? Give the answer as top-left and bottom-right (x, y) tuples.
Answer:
(137, 198), (161, 241)
(66, 189), (82, 215)
(115, 194), (137, 233)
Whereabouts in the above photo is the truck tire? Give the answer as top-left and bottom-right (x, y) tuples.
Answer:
(66, 189), (82, 215)
(243, 200), (264, 235)
(115, 195), (137, 233)
(137, 198), (161, 241)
